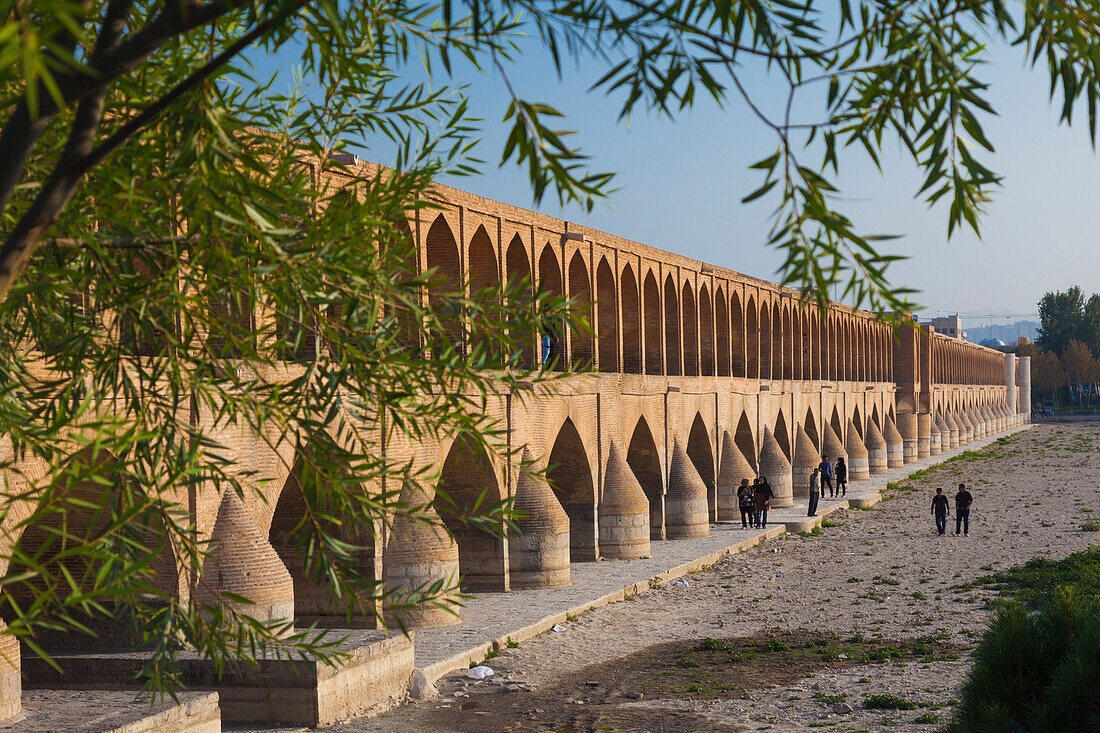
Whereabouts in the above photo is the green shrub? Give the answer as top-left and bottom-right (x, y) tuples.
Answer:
(863, 693), (917, 710)
(945, 553), (1100, 733)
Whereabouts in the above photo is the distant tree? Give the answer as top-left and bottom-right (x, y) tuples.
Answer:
(1061, 340), (1098, 409)
(1037, 287), (1085, 356)
(1082, 294), (1100, 358)
(1030, 351), (1065, 409)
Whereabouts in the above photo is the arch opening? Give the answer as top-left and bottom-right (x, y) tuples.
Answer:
(774, 411), (791, 460)
(699, 286), (715, 377)
(596, 258), (618, 372)
(687, 414), (716, 521)
(643, 272), (662, 374)
(682, 282), (699, 376)
(734, 413), (757, 472)
(621, 265), (642, 373)
(568, 252), (594, 369)
(804, 408), (820, 451)
(715, 287), (730, 377)
(505, 235), (535, 369)
(436, 436), (506, 591)
(4, 449), (179, 648)
(272, 442), (378, 621)
(547, 419), (598, 562)
(627, 418), (665, 540)
(538, 244), (564, 369)
(664, 275), (681, 376)
(426, 215), (463, 358)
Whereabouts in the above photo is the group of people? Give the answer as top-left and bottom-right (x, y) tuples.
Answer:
(732, 458), (976, 537)
(806, 454), (847, 517)
(931, 484), (974, 536)
(736, 477), (776, 529)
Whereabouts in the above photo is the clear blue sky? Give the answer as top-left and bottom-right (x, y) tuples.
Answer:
(263, 26), (1100, 324)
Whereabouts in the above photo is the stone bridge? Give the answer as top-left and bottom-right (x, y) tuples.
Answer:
(0, 161), (1030, 723)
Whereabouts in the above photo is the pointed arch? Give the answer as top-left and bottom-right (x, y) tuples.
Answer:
(643, 271), (662, 374)
(801, 308), (812, 379)
(830, 405), (844, 443)
(852, 404), (863, 438)
(682, 281), (699, 376)
(699, 285), (715, 377)
(730, 291), (745, 377)
(436, 435), (506, 590)
(4, 449), (180, 648)
(468, 225), (498, 297)
(628, 417), (665, 540)
(664, 274), (681, 376)
(716, 286), (731, 377)
(792, 308), (802, 380)
(273, 439), (379, 615)
(687, 413), (716, 520)
(596, 258), (618, 372)
(772, 303), (783, 380)
(547, 419), (597, 561)
(468, 226), (501, 363)
(774, 410), (791, 460)
(871, 404), (881, 432)
(758, 299), (772, 379)
(734, 412), (757, 472)
(538, 244), (564, 369)
(568, 252), (594, 369)
(426, 215), (463, 356)
(620, 264), (642, 374)
(745, 294), (757, 378)
(782, 305), (793, 380)
(505, 235), (534, 368)
(804, 408), (820, 451)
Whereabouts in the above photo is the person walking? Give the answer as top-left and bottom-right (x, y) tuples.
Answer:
(931, 487), (950, 536)
(808, 468), (821, 516)
(954, 482), (974, 536)
(835, 456), (847, 497)
(737, 479), (754, 529)
(754, 476), (774, 529)
(818, 455), (834, 497)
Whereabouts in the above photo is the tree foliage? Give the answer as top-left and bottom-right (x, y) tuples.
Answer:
(4, 0), (1100, 696)
(1038, 286), (1087, 356)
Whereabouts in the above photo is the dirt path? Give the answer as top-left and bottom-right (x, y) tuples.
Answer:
(239, 424), (1100, 733)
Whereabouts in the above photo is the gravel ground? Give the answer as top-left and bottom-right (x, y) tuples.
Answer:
(237, 423), (1100, 733)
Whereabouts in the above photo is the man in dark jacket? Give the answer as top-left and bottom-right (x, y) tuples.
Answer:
(931, 488), (950, 536)
(818, 456), (834, 497)
(954, 483), (974, 536)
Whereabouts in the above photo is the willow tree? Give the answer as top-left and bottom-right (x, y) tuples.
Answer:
(2, 0), (1100, 693)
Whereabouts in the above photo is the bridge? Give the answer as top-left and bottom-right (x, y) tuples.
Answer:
(0, 158), (1030, 725)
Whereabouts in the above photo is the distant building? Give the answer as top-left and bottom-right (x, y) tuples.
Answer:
(967, 321), (1041, 345)
(928, 314), (966, 340)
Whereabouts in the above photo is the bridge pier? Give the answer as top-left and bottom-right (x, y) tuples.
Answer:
(383, 482), (461, 628)
(665, 439), (710, 539)
(509, 449), (571, 589)
(845, 418), (870, 481)
(599, 442), (652, 560)
(865, 419), (888, 474)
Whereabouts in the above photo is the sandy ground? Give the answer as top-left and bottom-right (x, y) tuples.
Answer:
(239, 424), (1100, 732)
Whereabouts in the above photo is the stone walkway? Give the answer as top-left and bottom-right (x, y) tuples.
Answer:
(414, 424), (1029, 681)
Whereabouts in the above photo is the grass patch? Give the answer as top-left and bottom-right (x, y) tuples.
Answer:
(863, 693), (918, 710)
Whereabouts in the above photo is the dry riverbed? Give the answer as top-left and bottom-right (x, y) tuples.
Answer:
(239, 424), (1100, 733)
